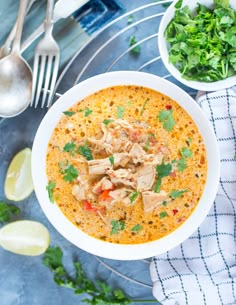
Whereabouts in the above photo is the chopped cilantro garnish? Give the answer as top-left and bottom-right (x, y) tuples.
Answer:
(129, 191), (139, 203)
(109, 155), (114, 165)
(60, 164), (79, 183)
(117, 106), (125, 119)
(63, 111), (76, 117)
(162, 201), (167, 206)
(103, 119), (114, 126)
(110, 220), (125, 235)
(77, 143), (93, 160)
(158, 109), (175, 132)
(180, 147), (193, 158)
(140, 98), (149, 116)
(46, 181), (56, 203)
(0, 201), (20, 223)
(131, 224), (142, 233)
(129, 35), (141, 54)
(176, 158), (187, 172)
(154, 161), (172, 193)
(63, 141), (77, 156)
(170, 189), (189, 199)
(84, 107), (93, 117)
(175, 147), (193, 172)
(159, 211), (168, 219)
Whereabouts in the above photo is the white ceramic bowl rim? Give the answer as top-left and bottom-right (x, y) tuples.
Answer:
(32, 71), (220, 260)
(158, 0), (236, 91)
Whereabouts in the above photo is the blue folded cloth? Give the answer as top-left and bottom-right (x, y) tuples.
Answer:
(150, 87), (236, 305)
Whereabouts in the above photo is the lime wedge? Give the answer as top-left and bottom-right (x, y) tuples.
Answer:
(0, 220), (50, 256)
(4, 148), (34, 201)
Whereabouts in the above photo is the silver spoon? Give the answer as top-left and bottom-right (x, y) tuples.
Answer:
(0, 0), (37, 59)
(0, 0), (32, 118)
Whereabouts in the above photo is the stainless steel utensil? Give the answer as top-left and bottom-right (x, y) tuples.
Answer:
(31, 0), (60, 108)
(0, 0), (37, 59)
(0, 0), (32, 118)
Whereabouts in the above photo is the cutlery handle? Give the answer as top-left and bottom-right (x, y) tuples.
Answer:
(44, 0), (55, 35)
(21, 0), (89, 53)
(0, 0), (36, 58)
(12, 0), (28, 54)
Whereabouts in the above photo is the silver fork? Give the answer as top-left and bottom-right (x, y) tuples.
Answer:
(31, 0), (60, 108)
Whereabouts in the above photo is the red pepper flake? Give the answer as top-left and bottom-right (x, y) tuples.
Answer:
(83, 200), (94, 210)
(173, 209), (178, 215)
(169, 171), (176, 177)
(166, 105), (172, 110)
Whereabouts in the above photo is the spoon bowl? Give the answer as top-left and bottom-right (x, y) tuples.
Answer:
(0, 53), (32, 117)
(0, 0), (32, 118)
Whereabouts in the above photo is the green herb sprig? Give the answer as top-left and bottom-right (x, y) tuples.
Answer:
(158, 109), (175, 132)
(43, 247), (158, 305)
(46, 181), (56, 203)
(0, 201), (20, 223)
(154, 161), (172, 193)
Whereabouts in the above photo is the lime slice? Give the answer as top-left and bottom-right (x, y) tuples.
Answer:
(0, 220), (50, 256)
(4, 148), (34, 201)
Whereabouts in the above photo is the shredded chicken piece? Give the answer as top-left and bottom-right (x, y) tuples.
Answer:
(136, 164), (155, 191)
(129, 143), (147, 164)
(109, 188), (130, 201)
(72, 184), (86, 200)
(113, 153), (130, 167)
(92, 177), (113, 195)
(142, 190), (169, 212)
(107, 168), (136, 189)
(88, 158), (111, 175)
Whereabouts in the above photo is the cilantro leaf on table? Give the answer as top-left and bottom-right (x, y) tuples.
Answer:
(43, 247), (158, 305)
(165, 0), (236, 81)
(129, 35), (141, 55)
(0, 201), (20, 223)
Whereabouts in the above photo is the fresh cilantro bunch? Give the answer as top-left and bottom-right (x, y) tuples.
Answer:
(43, 247), (158, 305)
(165, 0), (236, 82)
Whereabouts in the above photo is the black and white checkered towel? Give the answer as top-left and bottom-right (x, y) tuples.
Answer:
(150, 87), (236, 305)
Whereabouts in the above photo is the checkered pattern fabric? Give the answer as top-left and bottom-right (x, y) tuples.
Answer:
(150, 87), (236, 305)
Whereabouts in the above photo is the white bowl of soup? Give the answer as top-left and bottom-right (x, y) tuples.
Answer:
(32, 71), (220, 260)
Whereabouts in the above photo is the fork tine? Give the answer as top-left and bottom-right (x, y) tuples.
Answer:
(46, 55), (59, 107)
(31, 55), (39, 106)
(34, 56), (46, 108)
(40, 55), (53, 108)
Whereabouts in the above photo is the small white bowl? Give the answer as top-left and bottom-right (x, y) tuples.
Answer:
(158, 0), (236, 91)
(32, 71), (220, 260)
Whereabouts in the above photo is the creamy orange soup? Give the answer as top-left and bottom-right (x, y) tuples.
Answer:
(46, 85), (207, 244)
